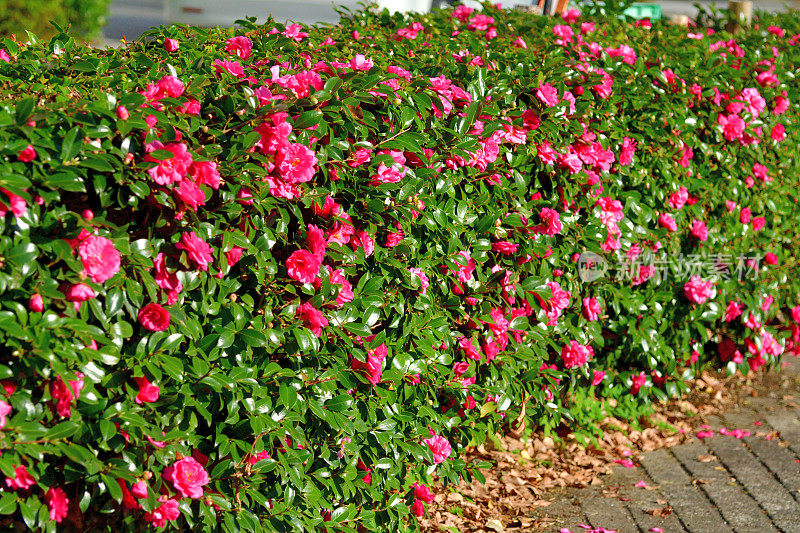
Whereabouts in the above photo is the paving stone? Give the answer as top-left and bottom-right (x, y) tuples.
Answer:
(580, 496), (638, 533)
(745, 436), (800, 505)
(703, 434), (800, 531)
(534, 493), (589, 533)
(639, 448), (731, 533)
(602, 464), (688, 533)
(670, 441), (778, 532)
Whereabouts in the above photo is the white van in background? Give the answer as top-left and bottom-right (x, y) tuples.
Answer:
(164, 0), (442, 27)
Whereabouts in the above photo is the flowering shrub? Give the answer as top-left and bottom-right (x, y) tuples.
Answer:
(0, 4), (799, 530)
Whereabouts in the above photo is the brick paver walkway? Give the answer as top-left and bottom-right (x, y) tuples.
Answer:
(537, 356), (800, 532)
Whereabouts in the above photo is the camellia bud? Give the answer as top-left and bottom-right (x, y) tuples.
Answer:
(116, 106), (129, 120)
(82, 209), (94, 220)
(29, 294), (44, 313)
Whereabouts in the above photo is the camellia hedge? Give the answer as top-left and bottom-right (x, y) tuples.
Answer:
(0, 3), (799, 530)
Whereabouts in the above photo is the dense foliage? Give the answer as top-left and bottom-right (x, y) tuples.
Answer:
(0, 0), (111, 41)
(0, 3), (799, 531)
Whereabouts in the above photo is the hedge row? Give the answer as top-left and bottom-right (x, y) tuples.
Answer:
(0, 3), (799, 531)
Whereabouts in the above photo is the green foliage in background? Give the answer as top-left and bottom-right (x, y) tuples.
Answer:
(0, 0), (111, 41)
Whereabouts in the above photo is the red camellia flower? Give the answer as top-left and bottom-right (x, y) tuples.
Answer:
(176, 231), (214, 271)
(163, 457), (209, 499)
(296, 302), (328, 337)
(17, 144), (36, 162)
(630, 371), (648, 394)
(275, 143), (318, 184)
(286, 249), (322, 284)
(5, 465), (35, 490)
(78, 233), (121, 283)
(138, 303), (171, 331)
(134, 376), (160, 404)
(164, 38), (179, 52)
(582, 297), (601, 321)
(413, 482), (435, 503)
(45, 487), (69, 523)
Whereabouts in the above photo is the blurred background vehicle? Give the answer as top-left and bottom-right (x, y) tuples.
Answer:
(0, 0), (795, 45)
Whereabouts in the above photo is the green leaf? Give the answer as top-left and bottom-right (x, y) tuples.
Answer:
(15, 98), (35, 125)
(279, 383), (298, 410)
(0, 493), (15, 515)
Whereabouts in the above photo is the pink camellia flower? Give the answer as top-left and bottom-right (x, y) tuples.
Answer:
(131, 480), (148, 499)
(176, 231), (214, 271)
(772, 123), (786, 141)
(29, 294), (44, 313)
(668, 186), (688, 209)
(764, 252), (778, 265)
(562, 8), (581, 22)
(78, 234), (121, 283)
(176, 179), (207, 210)
(144, 496), (180, 528)
(561, 340), (593, 368)
(725, 300), (743, 322)
(138, 303), (171, 332)
(188, 161), (221, 189)
(752, 163), (769, 182)
(5, 465), (35, 490)
(163, 457), (209, 499)
(225, 36), (253, 59)
(0, 401), (11, 429)
(658, 213), (677, 232)
(0, 188), (27, 218)
(0, 49), (10, 62)
(684, 275), (715, 304)
(144, 142), (193, 185)
(717, 113), (745, 141)
(582, 297), (601, 321)
(752, 216), (766, 231)
(592, 370), (605, 385)
(62, 283), (97, 308)
(248, 450), (271, 465)
(538, 207), (562, 235)
(740, 207), (752, 224)
(422, 428), (452, 464)
(536, 82), (560, 107)
(164, 38), (179, 52)
(153, 253), (182, 304)
(214, 59), (244, 77)
(297, 302), (328, 337)
(619, 137), (637, 165)
(286, 249), (322, 284)
(630, 372), (647, 394)
(17, 145), (36, 162)
(691, 220), (709, 241)
(408, 268), (430, 296)
(306, 224), (327, 257)
(50, 372), (84, 418)
(283, 23), (309, 41)
(491, 241), (518, 255)
(275, 143), (318, 184)
(134, 376), (160, 404)
(45, 487), (69, 523)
